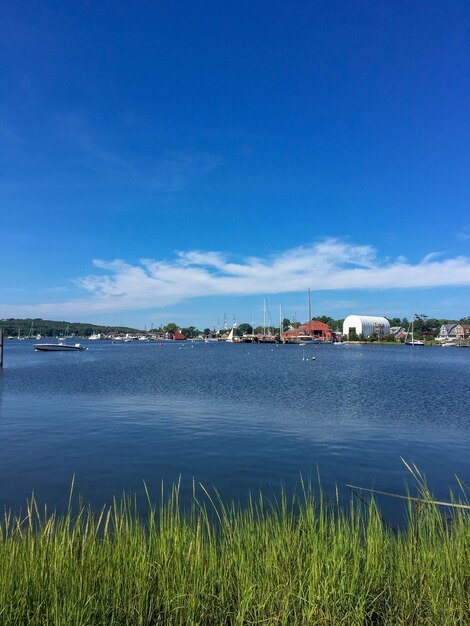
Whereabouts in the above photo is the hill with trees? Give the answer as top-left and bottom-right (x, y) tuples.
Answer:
(0, 318), (139, 338)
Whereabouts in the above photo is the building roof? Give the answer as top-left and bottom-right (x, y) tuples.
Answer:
(299, 320), (331, 332)
(342, 315), (390, 337)
(440, 324), (457, 333)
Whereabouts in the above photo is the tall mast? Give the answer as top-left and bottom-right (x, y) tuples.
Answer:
(263, 298), (267, 336)
(279, 304), (282, 343)
(308, 288), (312, 336)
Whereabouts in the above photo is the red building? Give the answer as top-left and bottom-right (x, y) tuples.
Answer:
(282, 320), (332, 341)
(172, 332), (187, 340)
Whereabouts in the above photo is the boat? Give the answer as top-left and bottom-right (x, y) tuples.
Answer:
(34, 343), (86, 352)
(225, 327), (240, 343)
(405, 316), (425, 346)
(293, 335), (321, 344)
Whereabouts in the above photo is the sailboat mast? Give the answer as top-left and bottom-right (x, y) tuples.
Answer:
(263, 299), (266, 336)
(279, 304), (282, 343)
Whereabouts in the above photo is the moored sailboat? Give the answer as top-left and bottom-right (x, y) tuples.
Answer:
(405, 316), (424, 346)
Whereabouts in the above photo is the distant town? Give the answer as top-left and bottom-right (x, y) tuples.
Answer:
(1, 314), (469, 346)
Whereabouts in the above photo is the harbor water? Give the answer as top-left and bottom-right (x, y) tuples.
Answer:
(0, 340), (469, 517)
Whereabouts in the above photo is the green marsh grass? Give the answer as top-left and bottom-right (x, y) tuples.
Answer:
(0, 475), (469, 625)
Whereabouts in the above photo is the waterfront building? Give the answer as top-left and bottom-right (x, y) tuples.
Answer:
(282, 320), (332, 342)
(454, 324), (470, 340)
(343, 315), (390, 339)
(389, 326), (407, 341)
(437, 324), (457, 342)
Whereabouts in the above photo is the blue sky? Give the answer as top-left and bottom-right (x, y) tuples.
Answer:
(1, 1), (469, 329)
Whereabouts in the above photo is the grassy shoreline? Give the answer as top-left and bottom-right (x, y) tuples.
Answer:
(1, 481), (469, 625)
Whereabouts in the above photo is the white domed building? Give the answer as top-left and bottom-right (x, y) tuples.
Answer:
(343, 315), (390, 339)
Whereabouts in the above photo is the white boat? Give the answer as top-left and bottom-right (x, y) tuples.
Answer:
(34, 342), (86, 352)
(405, 316), (425, 346)
(88, 333), (102, 340)
(225, 327), (240, 343)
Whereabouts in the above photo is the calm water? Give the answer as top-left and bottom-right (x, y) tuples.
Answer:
(0, 340), (469, 516)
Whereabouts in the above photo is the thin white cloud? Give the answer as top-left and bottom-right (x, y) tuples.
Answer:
(3, 239), (470, 318)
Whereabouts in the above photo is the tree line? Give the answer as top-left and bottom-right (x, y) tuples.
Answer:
(0, 318), (138, 338)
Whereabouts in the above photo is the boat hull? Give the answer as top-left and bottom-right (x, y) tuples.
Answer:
(34, 343), (85, 352)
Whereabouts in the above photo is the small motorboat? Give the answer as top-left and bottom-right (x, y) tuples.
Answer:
(34, 343), (86, 352)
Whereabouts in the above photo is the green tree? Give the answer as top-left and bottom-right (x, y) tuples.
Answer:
(237, 323), (253, 336)
(181, 326), (199, 338)
(313, 315), (335, 327)
(413, 315), (431, 339)
(163, 323), (178, 334)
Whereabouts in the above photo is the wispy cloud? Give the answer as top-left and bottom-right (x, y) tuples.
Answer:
(3, 239), (470, 319)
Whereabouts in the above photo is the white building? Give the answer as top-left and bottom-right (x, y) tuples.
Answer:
(343, 315), (390, 339)
(437, 324), (457, 342)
